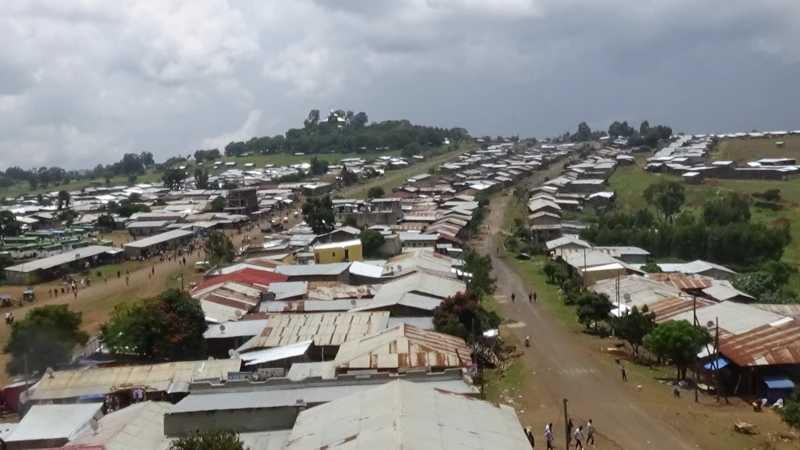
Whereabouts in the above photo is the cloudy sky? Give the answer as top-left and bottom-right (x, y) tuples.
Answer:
(2, 0), (799, 169)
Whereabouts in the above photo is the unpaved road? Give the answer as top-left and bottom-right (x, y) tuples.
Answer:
(482, 194), (698, 449)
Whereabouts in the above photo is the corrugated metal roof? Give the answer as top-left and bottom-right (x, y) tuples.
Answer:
(668, 301), (784, 335)
(647, 273), (712, 290)
(283, 380), (530, 450)
(590, 275), (682, 309)
(123, 229), (193, 249)
(241, 340), (312, 366)
(349, 292), (442, 312)
(65, 401), (171, 450)
(7, 403), (103, 444)
(193, 282), (263, 323)
(275, 263), (351, 277)
(251, 312), (389, 348)
(718, 319), (800, 367)
(334, 324), (470, 370)
(649, 296), (716, 323)
(260, 299), (371, 313)
(205, 319), (269, 339)
(31, 359), (242, 401)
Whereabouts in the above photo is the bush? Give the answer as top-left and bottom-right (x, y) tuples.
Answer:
(433, 291), (501, 341)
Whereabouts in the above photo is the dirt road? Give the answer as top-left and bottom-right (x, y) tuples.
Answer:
(482, 194), (699, 449)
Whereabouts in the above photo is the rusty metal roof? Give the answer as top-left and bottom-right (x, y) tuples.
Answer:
(718, 319), (800, 367)
(647, 273), (712, 290)
(334, 324), (470, 370)
(250, 312), (390, 349)
(649, 296), (716, 323)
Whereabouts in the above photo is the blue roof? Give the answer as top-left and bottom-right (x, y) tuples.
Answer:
(704, 357), (729, 371)
(763, 376), (795, 390)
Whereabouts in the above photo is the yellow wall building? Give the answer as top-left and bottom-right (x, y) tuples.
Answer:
(314, 239), (363, 264)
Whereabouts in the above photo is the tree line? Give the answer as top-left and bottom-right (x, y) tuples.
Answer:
(581, 182), (791, 268)
(220, 110), (469, 158)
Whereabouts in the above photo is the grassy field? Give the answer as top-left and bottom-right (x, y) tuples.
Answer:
(609, 163), (800, 280)
(714, 135), (800, 164)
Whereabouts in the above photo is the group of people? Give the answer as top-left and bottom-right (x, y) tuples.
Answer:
(529, 419), (595, 449)
(510, 291), (537, 303)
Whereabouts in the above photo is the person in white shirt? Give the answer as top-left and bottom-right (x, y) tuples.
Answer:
(587, 419), (595, 446)
(545, 425), (553, 450)
(574, 426), (584, 449)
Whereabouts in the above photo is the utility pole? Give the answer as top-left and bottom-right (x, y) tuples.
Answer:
(692, 296), (699, 403)
(563, 398), (569, 449)
(582, 247), (587, 290)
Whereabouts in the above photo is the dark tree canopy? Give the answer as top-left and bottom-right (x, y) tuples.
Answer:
(100, 289), (207, 361)
(359, 229), (385, 257)
(644, 320), (711, 380)
(643, 181), (685, 222)
(780, 386), (800, 430)
(211, 196), (226, 212)
(4, 305), (89, 375)
(614, 305), (657, 355)
(302, 196), (335, 234)
(366, 186), (385, 199)
(575, 291), (613, 330)
(464, 248), (496, 298)
(204, 230), (235, 269)
(162, 167), (186, 190)
(433, 291), (501, 341)
(169, 429), (245, 450)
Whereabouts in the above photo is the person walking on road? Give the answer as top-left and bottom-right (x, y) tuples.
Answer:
(524, 426), (535, 448)
(545, 424), (553, 450)
(621, 363), (627, 381)
(533, 291), (537, 302)
(528, 291), (533, 302)
(567, 419), (574, 447)
(574, 426), (584, 449)
(125, 275), (129, 286)
(586, 420), (595, 447)
(511, 293), (516, 303)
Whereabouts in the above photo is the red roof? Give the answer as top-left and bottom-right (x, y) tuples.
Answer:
(194, 268), (288, 292)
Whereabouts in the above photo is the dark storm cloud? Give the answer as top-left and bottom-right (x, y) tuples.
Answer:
(1, 0), (798, 169)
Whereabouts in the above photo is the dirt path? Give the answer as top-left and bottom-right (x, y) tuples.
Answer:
(0, 230), (255, 385)
(481, 193), (698, 450)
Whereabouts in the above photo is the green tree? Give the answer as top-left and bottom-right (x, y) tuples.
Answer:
(0, 211), (21, 237)
(464, 248), (496, 298)
(211, 196), (226, 213)
(309, 156), (330, 176)
(576, 291), (613, 331)
(702, 192), (750, 226)
(4, 305), (89, 375)
(643, 181), (685, 222)
(162, 167), (185, 190)
(543, 261), (568, 286)
(779, 386), (800, 430)
(169, 430), (246, 450)
(340, 166), (358, 187)
(643, 320), (711, 380)
(641, 262), (662, 273)
(432, 291), (501, 341)
(614, 305), (657, 356)
(639, 120), (650, 134)
(302, 196), (335, 234)
(573, 121), (592, 142)
(359, 229), (385, 257)
(100, 289), (207, 361)
(57, 190), (71, 210)
(194, 167), (209, 189)
(366, 186), (385, 199)
(97, 214), (116, 231)
(204, 230), (235, 269)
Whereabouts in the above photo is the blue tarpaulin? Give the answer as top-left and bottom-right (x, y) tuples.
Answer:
(703, 357), (729, 371)
(763, 376), (795, 390)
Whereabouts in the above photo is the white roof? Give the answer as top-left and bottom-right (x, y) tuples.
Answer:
(349, 261), (385, 278)
(5, 246), (120, 273)
(314, 239), (362, 251)
(675, 260), (736, 275)
(546, 236), (590, 251)
(64, 402), (171, 450)
(123, 229), (193, 249)
(702, 285), (755, 302)
(284, 380), (530, 450)
(204, 319), (268, 339)
(7, 403), (103, 444)
(668, 301), (786, 335)
(241, 340), (313, 366)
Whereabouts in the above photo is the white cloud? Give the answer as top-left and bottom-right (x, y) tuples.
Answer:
(201, 110), (263, 150)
